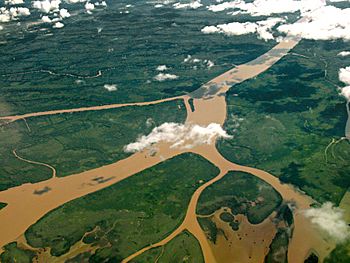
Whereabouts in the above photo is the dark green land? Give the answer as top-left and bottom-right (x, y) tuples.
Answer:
(16, 153), (219, 261)
(264, 229), (289, 263)
(324, 240), (350, 263)
(131, 231), (204, 263)
(0, 1), (275, 116)
(0, 202), (7, 210)
(0, 100), (186, 191)
(218, 40), (350, 204)
(197, 171), (282, 224)
(0, 242), (36, 263)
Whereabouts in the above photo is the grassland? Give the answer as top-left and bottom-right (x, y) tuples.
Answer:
(131, 231), (204, 263)
(15, 153), (219, 260)
(0, 100), (186, 191)
(197, 171), (282, 225)
(218, 39), (350, 204)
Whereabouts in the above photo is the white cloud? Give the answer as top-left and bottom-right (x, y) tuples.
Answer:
(201, 25), (220, 34)
(0, 25), (3, 30)
(0, 12), (11, 23)
(12, 7), (30, 16)
(205, 60), (215, 68)
(340, 86), (350, 100)
(41, 15), (52, 22)
(204, 0), (350, 42)
(154, 73), (179, 81)
(339, 67), (350, 100)
(104, 84), (118, 91)
(65, 0), (86, 3)
(339, 66), (350, 85)
(207, 0), (324, 16)
(4, 0), (24, 5)
(33, 0), (62, 13)
(59, 8), (70, 18)
(53, 21), (64, 28)
(85, 2), (95, 11)
(124, 122), (232, 152)
(338, 51), (350, 57)
(183, 55), (215, 69)
(173, 0), (202, 9)
(156, 65), (169, 71)
(202, 17), (285, 41)
(304, 202), (350, 243)
(278, 5), (350, 41)
(0, 6), (30, 22)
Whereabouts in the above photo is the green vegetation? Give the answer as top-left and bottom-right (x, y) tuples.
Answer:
(22, 153), (219, 260)
(264, 204), (294, 263)
(304, 253), (319, 263)
(197, 172), (282, 224)
(198, 217), (218, 244)
(188, 98), (195, 112)
(0, 202), (7, 210)
(264, 229), (289, 263)
(132, 231), (204, 263)
(325, 241), (350, 263)
(218, 39), (350, 204)
(0, 242), (36, 263)
(219, 212), (240, 231)
(0, 100), (186, 191)
(0, 1), (275, 116)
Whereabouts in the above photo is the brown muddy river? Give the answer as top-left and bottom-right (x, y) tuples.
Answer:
(0, 32), (334, 262)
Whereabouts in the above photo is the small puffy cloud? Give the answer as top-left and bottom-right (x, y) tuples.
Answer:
(124, 122), (232, 152)
(33, 0), (61, 13)
(339, 66), (350, 100)
(41, 15), (52, 22)
(0, 25), (3, 30)
(201, 25), (220, 34)
(304, 202), (350, 243)
(154, 73), (179, 81)
(12, 7), (30, 16)
(202, 17), (284, 41)
(338, 51), (350, 57)
(85, 2), (95, 11)
(53, 21), (64, 28)
(202, 22), (255, 36)
(59, 8), (70, 18)
(183, 55), (215, 69)
(65, 0), (87, 3)
(0, 12), (11, 22)
(4, 0), (24, 5)
(104, 84), (118, 91)
(205, 60), (215, 68)
(340, 86), (350, 100)
(156, 65), (169, 71)
(339, 66), (350, 85)
(0, 6), (30, 22)
(173, 0), (202, 9)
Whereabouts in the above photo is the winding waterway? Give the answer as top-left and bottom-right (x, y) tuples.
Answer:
(0, 27), (335, 262)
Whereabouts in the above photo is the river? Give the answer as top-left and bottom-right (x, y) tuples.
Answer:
(0, 21), (334, 263)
